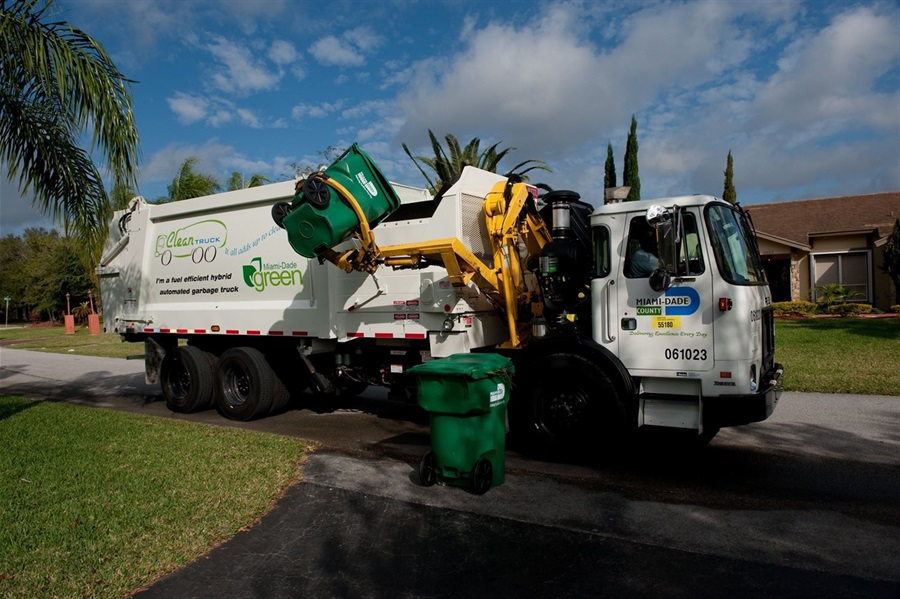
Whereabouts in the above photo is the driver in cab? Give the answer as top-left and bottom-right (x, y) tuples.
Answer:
(629, 228), (659, 277)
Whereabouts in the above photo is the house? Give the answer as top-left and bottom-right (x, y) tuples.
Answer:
(743, 192), (899, 311)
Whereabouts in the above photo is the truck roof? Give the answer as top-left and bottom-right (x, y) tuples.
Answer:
(589, 194), (727, 217)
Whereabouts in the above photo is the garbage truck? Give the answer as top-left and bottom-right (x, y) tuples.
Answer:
(98, 143), (782, 454)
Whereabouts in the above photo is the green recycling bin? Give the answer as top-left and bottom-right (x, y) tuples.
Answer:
(279, 143), (401, 258)
(409, 353), (514, 495)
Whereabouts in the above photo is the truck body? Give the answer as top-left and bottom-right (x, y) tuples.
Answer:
(99, 161), (781, 452)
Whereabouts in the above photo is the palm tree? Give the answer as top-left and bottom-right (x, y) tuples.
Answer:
(165, 157), (220, 202)
(226, 171), (271, 191)
(403, 130), (550, 195)
(0, 0), (141, 242)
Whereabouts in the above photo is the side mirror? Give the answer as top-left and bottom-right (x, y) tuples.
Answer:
(646, 205), (671, 228)
(649, 268), (671, 292)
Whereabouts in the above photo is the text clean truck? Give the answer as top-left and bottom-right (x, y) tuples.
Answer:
(99, 144), (782, 454)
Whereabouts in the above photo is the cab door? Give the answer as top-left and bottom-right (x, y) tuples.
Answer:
(591, 216), (623, 354)
(615, 209), (714, 374)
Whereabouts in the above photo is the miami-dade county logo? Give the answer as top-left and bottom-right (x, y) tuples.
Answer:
(156, 220), (227, 265)
(636, 287), (700, 316)
(242, 257), (304, 293)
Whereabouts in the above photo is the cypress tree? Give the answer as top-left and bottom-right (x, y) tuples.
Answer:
(723, 150), (737, 204)
(604, 141), (616, 192)
(623, 115), (641, 201)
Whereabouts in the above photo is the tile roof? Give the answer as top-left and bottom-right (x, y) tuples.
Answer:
(742, 191), (900, 247)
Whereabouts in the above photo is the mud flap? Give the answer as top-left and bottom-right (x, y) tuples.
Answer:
(145, 338), (165, 385)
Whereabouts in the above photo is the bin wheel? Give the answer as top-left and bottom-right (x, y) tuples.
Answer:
(271, 202), (292, 228)
(472, 458), (492, 495)
(303, 177), (331, 209)
(418, 451), (437, 487)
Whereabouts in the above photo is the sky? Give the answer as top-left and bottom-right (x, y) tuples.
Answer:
(2, 0), (899, 235)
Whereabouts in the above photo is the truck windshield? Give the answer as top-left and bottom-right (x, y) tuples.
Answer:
(705, 204), (766, 285)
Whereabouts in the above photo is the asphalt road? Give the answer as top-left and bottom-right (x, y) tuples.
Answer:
(2, 347), (898, 596)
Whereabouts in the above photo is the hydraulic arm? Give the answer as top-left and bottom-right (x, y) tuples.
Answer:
(324, 177), (552, 348)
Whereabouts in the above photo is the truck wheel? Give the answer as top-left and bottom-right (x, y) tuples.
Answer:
(160, 345), (216, 413)
(215, 347), (275, 421)
(269, 375), (292, 415)
(511, 352), (633, 458)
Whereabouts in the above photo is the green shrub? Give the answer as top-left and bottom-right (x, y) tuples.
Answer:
(826, 303), (873, 317)
(891, 304), (900, 314)
(773, 301), (817, 317)
(813, 283), (863, 309)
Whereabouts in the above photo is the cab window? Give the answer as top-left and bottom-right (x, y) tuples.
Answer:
(593, 225), (611, 278)
(624, 217), (659, 278)
(705, 204), (765, 284)
(625, 213), (704, 278)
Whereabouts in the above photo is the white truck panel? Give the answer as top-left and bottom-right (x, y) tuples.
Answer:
(100, 167), (508, 352)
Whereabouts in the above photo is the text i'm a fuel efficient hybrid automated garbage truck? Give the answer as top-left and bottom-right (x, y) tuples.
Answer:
(98, 143), (782, 454)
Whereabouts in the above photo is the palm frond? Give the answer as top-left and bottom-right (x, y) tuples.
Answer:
(402, 142), (437, 191)
(0, 0), (140, 240)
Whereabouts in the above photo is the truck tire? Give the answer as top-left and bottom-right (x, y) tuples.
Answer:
(215, 347), (276, 421)
(511, 351), (633, 458)
(160, 345), (216, 413)
(269, 375), (292, 415)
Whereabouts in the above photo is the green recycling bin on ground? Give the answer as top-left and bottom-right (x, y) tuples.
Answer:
(280, 143), (401, 258)
(409, 353), (514, 495)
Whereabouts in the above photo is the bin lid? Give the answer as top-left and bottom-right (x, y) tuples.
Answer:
(408, 353), (514, 380)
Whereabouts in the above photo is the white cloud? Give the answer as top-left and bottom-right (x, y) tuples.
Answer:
(140, 141), (232, 188)
(308, 35), (365, 67)
(166, 92), (276, 129)
(268, 40), (299, 65)
(752, 6), (900, 130)
(308, 27), (383, 67)
(391, 1), (899, 203)
(208, 110), (233, 127)
(205, 34), (283, 94)
(396, 2), (754, 155)
(292, 100), (344, 120)
(167, 92), (208, 125)
(346, 26), (382, 53)
(236, 108), (262, 128)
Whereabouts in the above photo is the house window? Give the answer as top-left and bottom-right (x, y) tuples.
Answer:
(811, 251), (871, 302)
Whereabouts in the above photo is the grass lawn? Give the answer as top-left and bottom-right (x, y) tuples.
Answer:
(0, 396), (310, 599)
(0, 324), (139, 359)
(775, 318), (900, 395)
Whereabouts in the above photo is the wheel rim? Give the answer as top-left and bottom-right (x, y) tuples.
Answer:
(169, 359), (190, 400)
(536, 385), (591, 437)
(223, 364), (251, 407)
